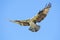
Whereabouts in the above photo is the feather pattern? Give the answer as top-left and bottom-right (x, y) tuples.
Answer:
(10, 3), (51, 32)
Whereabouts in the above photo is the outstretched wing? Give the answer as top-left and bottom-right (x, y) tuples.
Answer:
(31, 3), (51, 23)
(10, 19), (30, 26)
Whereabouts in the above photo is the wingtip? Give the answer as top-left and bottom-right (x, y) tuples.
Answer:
(45, 2), (51, 8)
(48, 2), (51, 8)
(9, 20), (15, 22)
(9, 20), (20, 24)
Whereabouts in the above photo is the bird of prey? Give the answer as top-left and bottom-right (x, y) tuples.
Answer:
(10, 3), (51, 32)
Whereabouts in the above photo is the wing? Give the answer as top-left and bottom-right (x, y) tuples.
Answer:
(31, 3), (51, 23)
(10, 19), (30, 26)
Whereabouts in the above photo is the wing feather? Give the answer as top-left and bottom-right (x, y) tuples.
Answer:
(31, 3), (51, 23)
(10, 20), (30, 26)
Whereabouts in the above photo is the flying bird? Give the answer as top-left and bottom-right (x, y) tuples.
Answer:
(10, 3), (51, 32)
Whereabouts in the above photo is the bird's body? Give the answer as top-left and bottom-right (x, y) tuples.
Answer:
(10, 3), (51, 32)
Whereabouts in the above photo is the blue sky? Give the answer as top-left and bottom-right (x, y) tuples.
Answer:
(0, 0), (60, 40)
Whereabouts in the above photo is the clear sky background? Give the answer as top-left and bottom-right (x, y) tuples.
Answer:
(0, 0), (60, 40)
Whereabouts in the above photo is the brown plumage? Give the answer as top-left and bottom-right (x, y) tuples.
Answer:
(10, 3), (51, 32)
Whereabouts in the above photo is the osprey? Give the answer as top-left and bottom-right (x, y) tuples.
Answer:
(10, 3), (51, 32)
